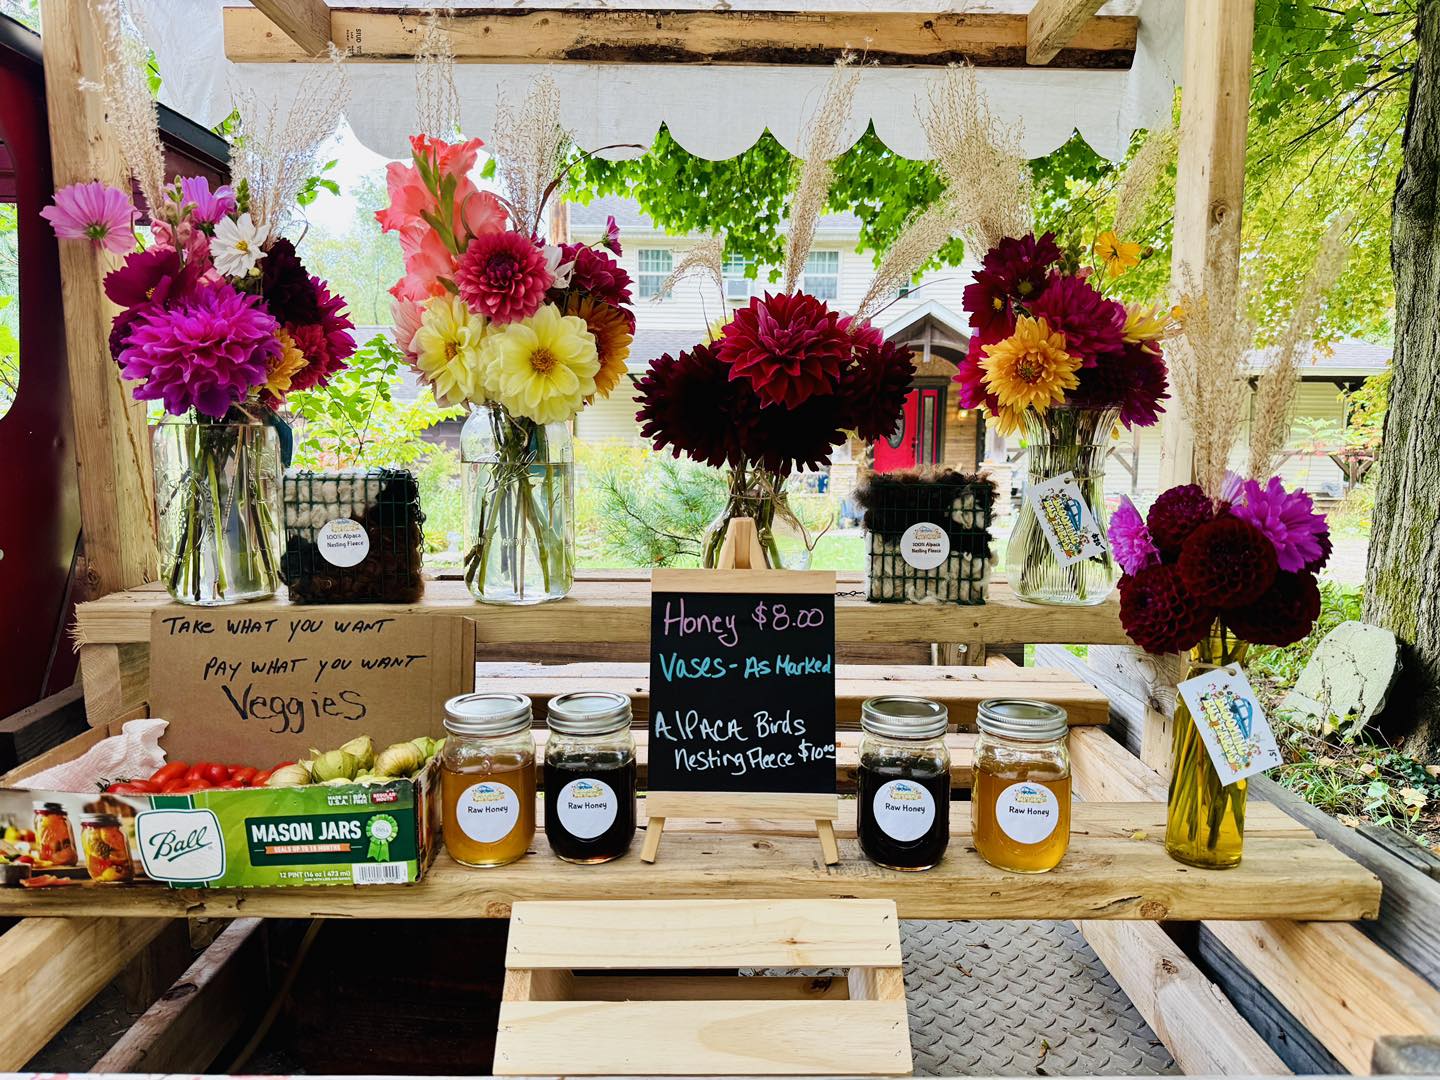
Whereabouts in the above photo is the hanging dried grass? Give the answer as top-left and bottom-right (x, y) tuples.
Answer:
(231, 46), (350, 243)
(924, 63), (1032, 255)
(655, 235), (727, 304)
(854, 194), (963, 321)
(88, 0), (167, 216)
(492, 76), (569, 238)
(415, 9), (461, 138)
(1113, 124), (1179, 240)
(782, 55), (860, 294)
(1246, 211), (1354, 479)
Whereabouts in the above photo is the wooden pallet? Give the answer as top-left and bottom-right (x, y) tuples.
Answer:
(494, 900), (911, 1076)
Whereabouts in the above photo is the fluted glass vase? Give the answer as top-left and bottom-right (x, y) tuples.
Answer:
(1005, 405), (1120, 605)
(700, 465), (813, 570)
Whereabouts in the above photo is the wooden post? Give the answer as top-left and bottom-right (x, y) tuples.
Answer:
(41, 0), (157, 599)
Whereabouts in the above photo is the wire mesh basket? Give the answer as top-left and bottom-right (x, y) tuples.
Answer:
(280, 468), (425, 604)
(854, 469), (997, 604)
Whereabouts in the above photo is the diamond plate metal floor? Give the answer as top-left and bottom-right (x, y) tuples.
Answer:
(900, 920), (1178, 1076)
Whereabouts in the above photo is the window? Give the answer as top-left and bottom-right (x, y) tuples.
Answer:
(637, 248), (673, 299)
(802, 250), (840, 301)
(723, 253), (754, 303)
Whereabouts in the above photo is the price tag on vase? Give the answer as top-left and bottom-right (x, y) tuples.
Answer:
(1177, 664), (1282, 785)
(1026, 471), (1107, 566)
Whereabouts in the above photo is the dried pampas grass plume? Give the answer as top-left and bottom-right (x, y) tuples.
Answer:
(492, 76), (569, 238)
(654, 235), (727, 305)
(783, 55), (860, 294)
(1247, 210), (1354, 479)
(415, 9), (460, 138)
(925, 63), (1032, 254)
(855, 194), (962, 321)
(1113, 124), (1178, 240)
(88, 0), (167, 217)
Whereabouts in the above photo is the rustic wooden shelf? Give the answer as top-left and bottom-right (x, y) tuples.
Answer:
(0, 801), (1378, 922)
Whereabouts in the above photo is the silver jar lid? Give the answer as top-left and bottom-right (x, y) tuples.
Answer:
(860, 696), (949, 740)
(976, 698), (1068, 742)
(547, 690), (632, 735)
(443, 692), (533, 736)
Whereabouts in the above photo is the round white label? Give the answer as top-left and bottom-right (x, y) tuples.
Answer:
(556, 777), (619, 839)
(871, 779), (936, 842)
(900, 522), (950, 570)
(995, 782), (1061, 844)
(317, 518), (370, 568)
(455, 781), (520, 843)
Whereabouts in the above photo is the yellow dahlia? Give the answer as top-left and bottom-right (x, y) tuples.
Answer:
(979, 316), (1081, 435)
(565, 295), (632, 400)
(413, 295), (492, 408)
(1122, 303), (1169, 352)
(264, 329), (309, 400)
(485, 304), (599, 424)
(1094, 230), (1142, 279)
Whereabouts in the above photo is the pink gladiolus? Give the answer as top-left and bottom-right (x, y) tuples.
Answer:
(391, 297), (424, 358)
(41, 181), (136, 254)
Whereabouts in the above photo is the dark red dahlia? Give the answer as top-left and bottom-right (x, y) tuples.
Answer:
(717, 292), (851, 410)
(837, 329), (915, 442)
(635, 342), (753, 470)
(1118, 563), (1217, 655)
(260, 238), (322, 326)
(1026, 273), (1126, 364)
(455, 231), (552, 324)
(1177, 515), (1278, 610)
(1223, 570), (1322, 647)
(748, 389), (848, 475)
(962, 268), (1017, 341)
(1069, 342), (1169, 427)
(285, 278), (356, 393)
(560, 242), (634, 329)
(982, 232), (1062, 303)
(1304, 528), (1332, 573)
(1146, 484), (1215, 554)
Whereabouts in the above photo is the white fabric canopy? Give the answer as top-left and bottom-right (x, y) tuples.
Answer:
(134, 0), (1181, 162)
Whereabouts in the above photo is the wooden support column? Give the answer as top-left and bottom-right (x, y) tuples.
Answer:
(41, 0), (156, 600)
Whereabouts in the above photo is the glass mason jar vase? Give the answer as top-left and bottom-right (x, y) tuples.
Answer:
(1005, 405), (1120, 606)
(152, 416), (282, 606)
(701, 464), (814, 570)
(1166, 624), (1250, 869)
(461, 403), (575, 605)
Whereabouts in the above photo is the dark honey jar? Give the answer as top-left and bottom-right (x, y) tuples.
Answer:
(855, 696), (951, 871)
(543, 691), (637, 864)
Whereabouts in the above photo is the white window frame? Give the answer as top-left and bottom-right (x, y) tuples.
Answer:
(637, 248), (674, 299)
(801, 249), (840, 301)
(723, 253), (755, 303)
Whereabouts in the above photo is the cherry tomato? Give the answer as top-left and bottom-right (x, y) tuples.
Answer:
(215, 780), (245, 789)
(108, 781), (157, 796)
(151, 762), (189, 785)
(162, 778), (200, 794)
(203, 763), (229, 785)
(252, 769), (274, 787)
(230, 766), (259, 786)
(185, 764), (209, 783)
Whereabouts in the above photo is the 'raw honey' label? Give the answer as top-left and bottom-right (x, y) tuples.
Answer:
(872, 779), (935, 841)
(556, 778), (618, 839)
(456, 781), (520, 843)
(995, 782), (1060, 844)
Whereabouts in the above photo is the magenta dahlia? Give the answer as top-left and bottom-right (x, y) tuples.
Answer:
(1177, 515), (1279, 609)
(1231, 476), (1329, 573)
(455, 232), (552, 324)
(953, 335), (1002, 415)
(1223, 570), (1322, 647)
(718, 292), (851, 410)
(983, 232), (1062, 303)
(560, 242), (634, 329)
(1146, 484), (1214, 554)
(838, 329), (915, 442)
(1118, 563), (1217, 655)
(1026, 273), (1127, 364)
(118, 283), (277, 417)
(1108, 496), (1161, 576)
(636, 343), (754, 470)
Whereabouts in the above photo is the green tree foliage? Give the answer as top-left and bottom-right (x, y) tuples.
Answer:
(300, 171), (404, 325)
(0, 204), (18, 416)
(1345, 367), (1391, 454)
(578, 444), (729, 566)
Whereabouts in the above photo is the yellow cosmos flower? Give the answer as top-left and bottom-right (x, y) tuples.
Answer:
(1094, 230), (1142, 279)
(979, 316), (1081, 435)
(264, 329), (308, 400)
(413, 295), (491, 408)
(1122, 303), (1169, 352)
(486, 304), (599, 425)
(565, 295), (633, 400)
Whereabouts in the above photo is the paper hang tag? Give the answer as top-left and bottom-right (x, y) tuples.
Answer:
(1177, 664), (1282, 785)
(1026, 471), (1107, 566)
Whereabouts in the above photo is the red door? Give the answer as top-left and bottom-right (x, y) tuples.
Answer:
(872, 387), (943, 472)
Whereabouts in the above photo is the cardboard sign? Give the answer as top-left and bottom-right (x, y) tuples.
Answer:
(1178, 663), (1282, 784)
(148, 608), (475, 761)
(648, 569), (837, 794)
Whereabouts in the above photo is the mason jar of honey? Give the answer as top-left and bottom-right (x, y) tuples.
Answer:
(80, 814), (134, 882)
(32, 802), (77, 866)
(973, 699), (1071, 873)
(856, 696), (951, 871)
(441, 692), (537, 867)
(543, 691), (637, 864)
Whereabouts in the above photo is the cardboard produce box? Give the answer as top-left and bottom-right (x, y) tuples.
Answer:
(0, 609), (474, 889)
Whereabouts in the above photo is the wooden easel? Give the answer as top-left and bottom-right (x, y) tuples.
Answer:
(641, 517), (841, 865)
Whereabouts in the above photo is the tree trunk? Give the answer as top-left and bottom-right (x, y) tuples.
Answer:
(1367, 2), (1440, 759)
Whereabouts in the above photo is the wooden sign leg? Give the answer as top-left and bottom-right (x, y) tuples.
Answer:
(640, 816), (666, 863)
(816, 819), (840, 866)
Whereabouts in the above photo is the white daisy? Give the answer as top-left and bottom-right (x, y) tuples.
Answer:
(212, 214), (267, 278)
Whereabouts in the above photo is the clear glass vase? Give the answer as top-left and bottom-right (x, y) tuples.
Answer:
(700, 465), (814, 570)
(461, 403), (575, 605)
(1005, 405), (1120, 605)
(1166, 624), (1249, 869)
(152, 415), (282, 606)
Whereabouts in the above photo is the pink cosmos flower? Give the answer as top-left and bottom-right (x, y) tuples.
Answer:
(602, 215), (623, 256)
(1231, 476), (1329, 573)
(41, 181), (136, 254)
(1108, 495), (1161, 576)
(179, 176), (237, 227)
(455, 231), (552, 323)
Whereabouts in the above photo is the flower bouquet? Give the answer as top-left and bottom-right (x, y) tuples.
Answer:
(953, 230), (1170, 606)
(381, 112), (635, 604)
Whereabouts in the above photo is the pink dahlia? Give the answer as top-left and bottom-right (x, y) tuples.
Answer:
(560, 242), (635, 329)
(718, 292), (851, 410)
(1231, 476), (1329, 573)
(42, 181), (136, 254)
(391, 297), (424, 359)
(1108, 496), (1161, 576)
(1027, 273), (1127, 364)
(285, 278), (356, 393)
(1069, 341), (1169, 427)
(118, 283), (277, 417)
(952, 334), (1001, 415)
(455, 232), (552, 324)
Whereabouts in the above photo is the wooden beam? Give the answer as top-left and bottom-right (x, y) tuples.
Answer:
(41, 0), (157, 600)
(222, 6), (1139, 68)
(1158, 0), (1255, 490)
(250, 0), (332, 56)
(1026, 0), (1107, 65)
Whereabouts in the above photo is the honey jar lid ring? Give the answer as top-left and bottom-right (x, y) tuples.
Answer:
(547, 690), (633, 734)
(976, 698), (1069, 741)
(443, 691), (533, 735)
(860, 695), (949, 739)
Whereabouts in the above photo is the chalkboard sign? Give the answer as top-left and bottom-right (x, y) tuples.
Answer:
(648, 569), (837, 794)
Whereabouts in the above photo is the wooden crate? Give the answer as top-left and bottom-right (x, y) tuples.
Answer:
(494, 899), (911, 1076)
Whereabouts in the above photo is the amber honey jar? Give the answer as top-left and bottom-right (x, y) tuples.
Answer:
(972, 699), (1071, 873)
(80, 814), (134, 883)
(856, 696), (951, 871)
(543, 691), (637, 864)
(440, 692), (536, 867)
(32, 802), (77, 866)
